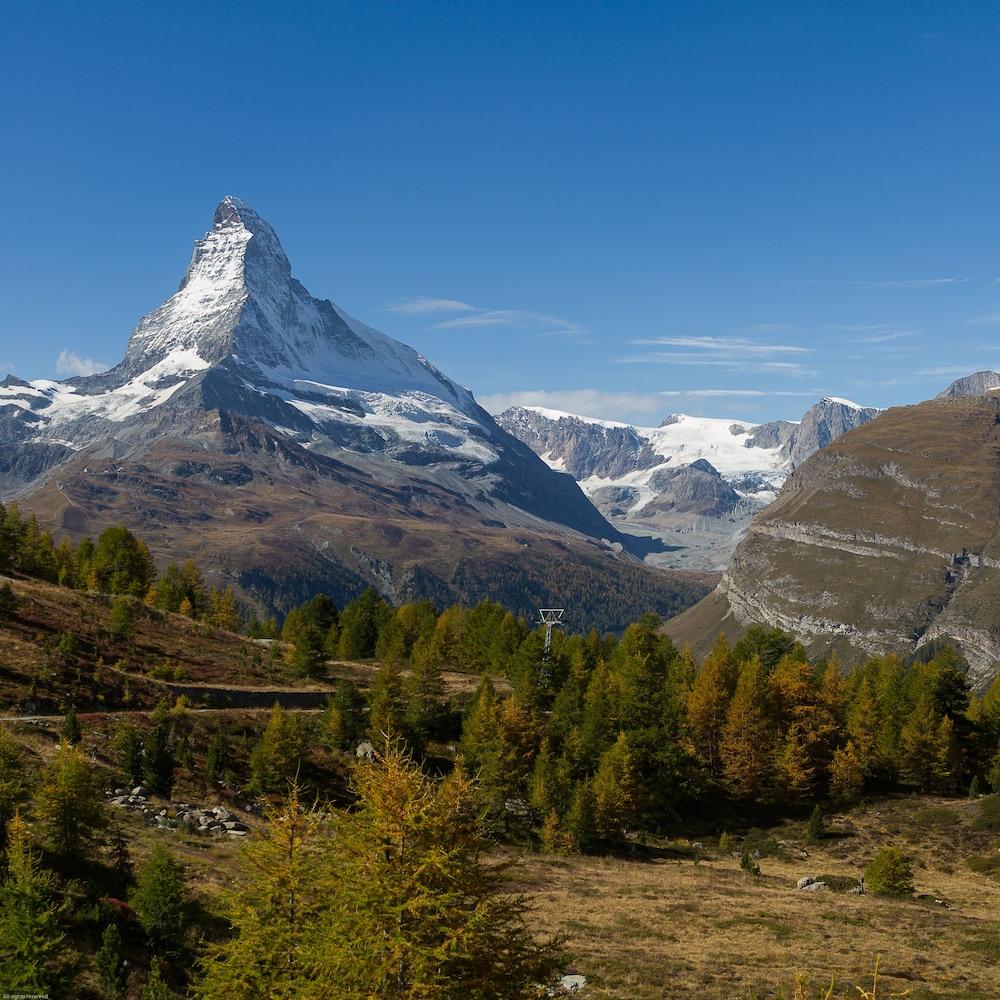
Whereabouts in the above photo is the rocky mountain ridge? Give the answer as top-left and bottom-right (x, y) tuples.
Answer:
(496, 396), (880, 570)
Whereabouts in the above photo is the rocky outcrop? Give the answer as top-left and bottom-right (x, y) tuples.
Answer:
(937, 370), (1000, 398)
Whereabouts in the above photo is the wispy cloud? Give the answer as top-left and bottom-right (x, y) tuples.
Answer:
(386, 294), (585, 336)
(658, 388), (819, 397)
(802, 278), (969, 290)
(915, 365), (989, 377)
(435, 310), (584, 335)
(827, 323), (895, 333)
(55, 350), (108, 377)
(615, 353), (814, 376)
(385, 297), (476, 315)
(966, 311), (1000, 326)
(858, 330), (915, 343)
(480, 389), (666, 424)
(630, 336), (808, 355)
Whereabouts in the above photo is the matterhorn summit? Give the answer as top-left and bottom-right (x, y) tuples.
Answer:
(0, 197), (686, 628)
(0, 197), (500, 479)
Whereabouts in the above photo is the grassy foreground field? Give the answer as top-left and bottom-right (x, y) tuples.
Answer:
(520, 796), (1000, 999)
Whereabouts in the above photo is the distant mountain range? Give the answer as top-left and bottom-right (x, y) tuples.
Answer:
(667, 373), (1000, 687)
(0, 198), (710, 629)
(496, 397), (880, 570)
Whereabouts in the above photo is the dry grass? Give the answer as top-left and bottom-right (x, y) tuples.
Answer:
(520, 797), (1000, 999)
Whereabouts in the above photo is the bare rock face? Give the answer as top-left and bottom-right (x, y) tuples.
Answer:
(782, 397), (881, 467)
(666, 396), (1000, 688)
(0, 197), (711, 630)
(936, 370), (1000, 398)
(638, 460), (743, 517)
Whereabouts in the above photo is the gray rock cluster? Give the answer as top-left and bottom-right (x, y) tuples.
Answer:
(106, 787), (251, 837)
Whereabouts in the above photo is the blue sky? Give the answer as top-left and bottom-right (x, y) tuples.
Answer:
(3, 1), (1000, 423)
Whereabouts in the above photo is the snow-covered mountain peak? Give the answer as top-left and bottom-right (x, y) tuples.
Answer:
(0, 199), (501, 474)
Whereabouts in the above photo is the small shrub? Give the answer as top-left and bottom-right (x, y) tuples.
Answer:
(740, 851), (761, 877)
(806, 805), (825, 843)
(966, 854), (1000, 877)
(0, 581), (17, 619)
(914, 805), (960, 829)
(813, 873), (861, 893)
(864, 846), (915, 897)
(969, 775), (981, 799)
(973, 794), (1000, 831)
(719, 831), (733, 854)
(741, 827), (784, 860)
(57, 631), (79, 657)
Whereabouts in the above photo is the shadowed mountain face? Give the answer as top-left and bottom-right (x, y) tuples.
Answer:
(0, 198), (712, 629)
(665, 395), (1000, 688)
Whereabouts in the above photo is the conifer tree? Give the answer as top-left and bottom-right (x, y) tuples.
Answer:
(143, 701), (175, 796)
(539, 808), (573, 855)
(720, 656), (776, 798)
(899, 697), (943, 791)
(95, 921), (127, 997)
(131, 845), (186, 954)
(336, 588), (392, 660)
(374, 603), (411, 663)
(322, 682), (366, 751)
(686, 634), (737, 776)
(579, 660), (618, 770)
(141, 959), (176, 1000)
(529, 738), (572, 820)
(592, 732), (642, 843)
(112, 720), (145, 787)
(829, 739), (864, 804)
(403, 647), (445, 742)
(0, 815), (69, 995)
(60, 705), (82, 746)
(289, 624), (325, 678)
(367, 659), (408, 746)
(204, 733), (228, 787)
(249, 704), (303, 794)
(0, 727), (27, 848)
(193, 789), (326, 999)
(208, 586), (242, 631)
(35, 741), (107, 861)
(565, 779), (598, 853)
(109, 596), (135, 640)
(314, 744), (562, 997)
(90, 526), (156, 597)
(845, 674), (880, 774)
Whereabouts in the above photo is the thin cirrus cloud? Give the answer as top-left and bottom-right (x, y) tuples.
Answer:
(966, 311), (1000, 326)
(385, 296), (585, 335)
(799, 278), (969, 290)
(630, 335), (809, 355)
(55, 350), (108, 377)
(659, 388), (819, 397)
(858, 330), (915, 343)
(385, 297), (477, 314)
(434, 309), (584, 335)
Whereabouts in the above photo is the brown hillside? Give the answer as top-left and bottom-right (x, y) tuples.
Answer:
(667, 395), (1000, 688)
